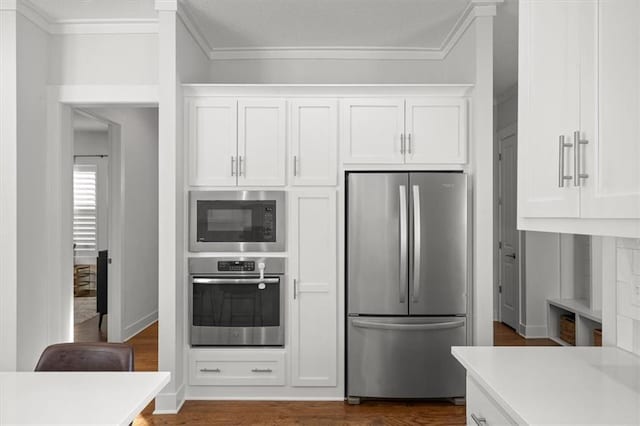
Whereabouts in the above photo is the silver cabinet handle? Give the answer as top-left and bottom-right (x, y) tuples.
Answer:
(558, 135), (573, 187)
(293, 155), (298, 176)
(192, 277), (279, 285)
(231, 156), (235, 177)
(251, 368), (272, 373)
(293, 278), (297, 300)
(407, 133), (412, 154)
(398, 185), (408, 303)
(470, 413), (487, 425)
(238, 155), (244, 176)
(400, 133), (405, 154)
(200, 368), (221, 373)
(574, 130), (589, 186)
(412, 185), (421, 303)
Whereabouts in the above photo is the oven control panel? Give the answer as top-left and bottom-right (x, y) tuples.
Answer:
(217, 261), (255, 272)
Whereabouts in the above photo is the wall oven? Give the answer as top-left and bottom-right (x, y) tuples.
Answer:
(189, 191), (285, 252)
(189, 257), (285, 346)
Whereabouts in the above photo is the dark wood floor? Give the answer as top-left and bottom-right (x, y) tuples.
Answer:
(72, 320), (554, 425)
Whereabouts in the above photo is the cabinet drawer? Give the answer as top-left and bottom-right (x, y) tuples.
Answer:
(466, 375), (516, 425)
(189, 350), (285, 386)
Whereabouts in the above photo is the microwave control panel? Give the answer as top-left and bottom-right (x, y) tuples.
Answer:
(217, 261), (255, 272)
(263, 207), (274, 238)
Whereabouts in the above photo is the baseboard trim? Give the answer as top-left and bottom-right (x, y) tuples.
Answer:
(524, 325), (548, 338)
(123, 310), (157, 341)
(154, 383), (186, 414)
(185, 396), (345, 401)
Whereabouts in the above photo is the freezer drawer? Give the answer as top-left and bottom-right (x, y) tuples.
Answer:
(347, 316), (466, 399)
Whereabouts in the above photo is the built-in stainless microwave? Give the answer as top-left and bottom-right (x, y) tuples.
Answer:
(189, 191), (285, 252)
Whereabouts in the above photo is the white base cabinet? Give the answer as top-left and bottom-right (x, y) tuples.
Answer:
(466, 375), (516, 426)
(289, 189), (338, 387)
(189, 350), (286, 386)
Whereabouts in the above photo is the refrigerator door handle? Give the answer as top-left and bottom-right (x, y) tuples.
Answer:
(412, 184), (421, 303)
(351, 319), (465, 331)
(399, 185), (408, 303)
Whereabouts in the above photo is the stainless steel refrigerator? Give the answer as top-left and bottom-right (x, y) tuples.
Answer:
(347, 172), (469, 402)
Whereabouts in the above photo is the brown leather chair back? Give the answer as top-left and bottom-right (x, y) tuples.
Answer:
(35, 342), (134, 372)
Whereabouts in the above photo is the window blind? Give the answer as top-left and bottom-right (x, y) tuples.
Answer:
(73, 164), (98, 254)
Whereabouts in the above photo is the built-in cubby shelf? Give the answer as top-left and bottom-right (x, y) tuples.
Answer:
(547, 298), (602, 347)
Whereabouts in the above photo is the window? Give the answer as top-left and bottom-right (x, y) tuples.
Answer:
(73, 164), (98, 254)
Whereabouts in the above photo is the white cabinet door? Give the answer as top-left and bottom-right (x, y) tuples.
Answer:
(405, 98), (467, 164)
(340, 98), (405, 164)
(238, 99), (286, 186)
(581, 0), (640, 219)
(518, 0), (580, 218)
(289, 190), (337, 387)
(188, 98), (237, 186)
(290, 99), (338, 186)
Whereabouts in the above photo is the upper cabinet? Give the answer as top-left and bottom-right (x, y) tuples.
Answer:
(188, 98), (286, 187)
(289, 99), (338, 186)
(340, 98), (467, 165)
(519, 0), (640, 236)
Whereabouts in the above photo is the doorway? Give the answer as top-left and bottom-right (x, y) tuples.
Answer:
(497, 123), (521, 331)
(72, 110), (111, 342)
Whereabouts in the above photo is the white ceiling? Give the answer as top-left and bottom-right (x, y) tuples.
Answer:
(183, 0), (469, 50)
(25, 0), (518, 97)
(73, 112), (109, 132)
(27, 0), (156, 21)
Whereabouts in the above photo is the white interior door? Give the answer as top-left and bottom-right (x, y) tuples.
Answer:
(290, 189), (337, 387)
(519, 0), (580, 218)
(238, 99), (286, 186)
(499, 126), (519, 330)
(340, 98), (405, 164)
(581, 0), (640, 218)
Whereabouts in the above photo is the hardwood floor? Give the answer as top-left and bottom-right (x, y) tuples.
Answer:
(74, 314), (107, 343)
(124, 321), (555, 425)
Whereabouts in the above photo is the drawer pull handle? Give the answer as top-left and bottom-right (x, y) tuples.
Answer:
(200, 368), (221, 373)
(251, 368), (273, 373)
(471, 413), (487, 425)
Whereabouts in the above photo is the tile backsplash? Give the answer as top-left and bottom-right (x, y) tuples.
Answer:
(616, 238), (640, 355)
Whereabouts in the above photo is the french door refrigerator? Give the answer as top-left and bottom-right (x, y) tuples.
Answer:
(347, 172), (469, 402)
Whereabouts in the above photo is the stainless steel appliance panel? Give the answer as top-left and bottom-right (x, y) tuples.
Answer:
(347, 316), (466, 399)
(409, 173), (468, 315)
(189, 191), (285, 252)
(347, 173), (409, 316)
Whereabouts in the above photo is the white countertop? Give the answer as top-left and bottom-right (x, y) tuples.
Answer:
(0, 371), (170, 426)
(452, 346), (640, 425)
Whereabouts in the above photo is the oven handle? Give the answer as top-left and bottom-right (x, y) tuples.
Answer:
(192, 277), (280, 285)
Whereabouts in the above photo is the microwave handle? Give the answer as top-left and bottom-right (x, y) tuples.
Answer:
(192, 277), (279, 285)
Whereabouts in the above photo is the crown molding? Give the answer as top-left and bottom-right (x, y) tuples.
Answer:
(13, 0), (158, 35)
(177, 0), (500, 62)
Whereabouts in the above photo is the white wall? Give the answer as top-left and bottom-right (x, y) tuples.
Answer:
(614, 238), (640, 355)
(88, 107), (159, 341)
(523, 231), (561, 337)
(177, 17), (209, 83)
(187, 21), (477, 84)
(48, 33), (158, 85)
(15, 13), (51, 371)
(74, 130), (109, 156)
(0, 5), (19, 371)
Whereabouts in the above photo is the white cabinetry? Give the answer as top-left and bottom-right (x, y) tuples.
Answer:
(187, 98), (286, 187)
(340, 98), (467, 165)
(519, 0), (640, 236)
(188, 98), (237, 187)
(189, 350), (286, 386)
(466, 375), (516, 425)
(289, 189), (337, 387)
(289, 99), (338, 186)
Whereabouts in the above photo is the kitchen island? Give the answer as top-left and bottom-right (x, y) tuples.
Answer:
(452, 346), (640, 425)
